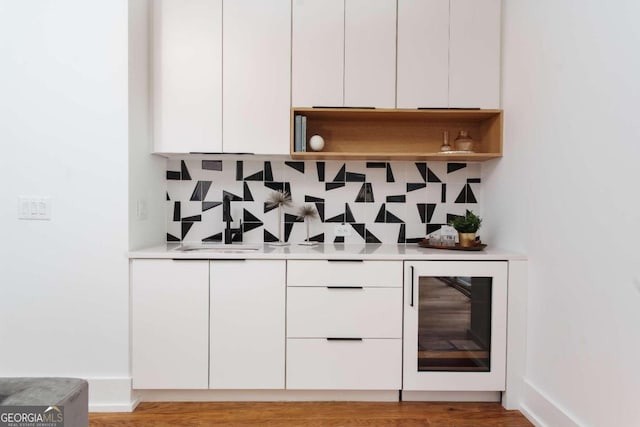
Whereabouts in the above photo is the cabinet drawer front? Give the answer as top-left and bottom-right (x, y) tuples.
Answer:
(287, 260), (402, 287)
(286, 338), (401, 390)
(287, 287), (402, 338)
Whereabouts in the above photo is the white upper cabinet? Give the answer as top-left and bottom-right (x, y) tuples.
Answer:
(152, 0), (222, 153)
(449, 0), (501, 108)
(223, 0), (291, 155)
(292, 0), (344, 108)
(397, 0), (450, 108)
(344, 0), (397, 108)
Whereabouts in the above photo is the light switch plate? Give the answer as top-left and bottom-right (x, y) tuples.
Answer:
(334, 223), (351, 237)
(18, 196), (51, 220)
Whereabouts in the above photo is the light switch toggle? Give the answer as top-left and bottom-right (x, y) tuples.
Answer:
(18, 196), (52, 220)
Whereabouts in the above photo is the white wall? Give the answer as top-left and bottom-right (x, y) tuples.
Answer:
(484, 1), (640, 425)
(0, 0), (134, 410)
(129, 0), (167, 250)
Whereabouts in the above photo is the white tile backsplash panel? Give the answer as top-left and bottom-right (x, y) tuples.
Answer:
(166, 158), (482, 244)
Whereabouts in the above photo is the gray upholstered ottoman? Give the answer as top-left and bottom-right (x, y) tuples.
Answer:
(0, 378), (88, 427)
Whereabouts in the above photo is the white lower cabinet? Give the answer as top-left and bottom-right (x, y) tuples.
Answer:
(287, 338), (401, 390)
(131, 259), (210, 389)
(209, 260), (286, 389)
(286, 260), (403, 390)
(131, 259), (285, 390)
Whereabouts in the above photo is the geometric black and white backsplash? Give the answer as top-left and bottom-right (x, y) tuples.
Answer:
(166, 158), (481, 244)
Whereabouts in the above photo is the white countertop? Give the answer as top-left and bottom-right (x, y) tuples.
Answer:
(129, 243), (526, 261)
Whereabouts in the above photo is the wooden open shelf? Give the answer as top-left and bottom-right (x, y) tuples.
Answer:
(290, 108), (503, 161)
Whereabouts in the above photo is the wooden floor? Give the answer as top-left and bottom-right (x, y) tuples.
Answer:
(90, 402), (533, 426)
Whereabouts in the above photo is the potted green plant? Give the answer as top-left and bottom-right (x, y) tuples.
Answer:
(449, 210), (482, 247)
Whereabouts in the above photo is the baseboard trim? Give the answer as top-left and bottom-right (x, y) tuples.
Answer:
(88, 377), (137, 413)
(401, 391), (501, 402)
(520, 379), (581, 427)
(136, 389), (399, 402)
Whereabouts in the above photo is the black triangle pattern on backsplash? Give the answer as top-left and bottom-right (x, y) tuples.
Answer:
(223, 190), (242, 202)
(332, 164), (346, 182)
(386, 211), (403, 224)
(326, 213), (345, 223)
(305, 195), (324, 203)
(202, 201), (221, 212)
(386, 164), (395, 183)
(309, 233), (325, 242)
(264, 229), (279, 243)
(427, 224), (443, 235)
(285, 161), (305, 174)
(243, 222), (262, 233)
(164, 159), (483, 244)
(407, 183), (426, 192)
(284, 223), (294, 242)
(415, 163), (427, 182)
(315, 203), (325, 222)
(285, 213), (304, 223)
(181, 222), (193, 239)
(448, 163), (466, 173)
(375, 205), (386, 223)
(245, 171), (264, 181)
(264, 161), (274, 182)
(352, 223), (366, 239)
(190, 183), (202, 201)
(243, 209), (262, 223)
(243, 182), (254, 201)
(355, 183), (374, 202)
(427, 168), (442, 183)
(346, 172), (365, 182)
(202, 160), (222, 171)
(236, 161), (243, 181)
(173, 202), (181, 222)
(365, 228), (381, 244)
(326, 182), (345, 191)
(345, 204), (356, 223)
(203, 233), (222, 242)
(397, 224), (406, 244)
(181, 161), (192, 180)
(386, 195), (406, 203)
(316, 162), (325, 182)
(467, 184), (478, 203)
(366, 162), (386, 168)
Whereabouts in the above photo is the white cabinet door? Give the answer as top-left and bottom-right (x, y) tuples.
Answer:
(449, 0), (501, 108)
(131, 259), (209, 389)
(344, 0), (396, 108)
(152, 0), (222, 153)
(292, 0), (344, 107)
(223, 0), (291, 155)
(210, 260), (286, 389)
(403, 261), (507, 391)
(397, 0), (450, 108)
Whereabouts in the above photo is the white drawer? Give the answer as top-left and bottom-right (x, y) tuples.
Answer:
(287, 287), (402, 338)
(287, 260), (402, 287)
(286, 338), (401, 390)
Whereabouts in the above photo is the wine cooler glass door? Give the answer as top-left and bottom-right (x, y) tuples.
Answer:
(403, 261), (507, 391)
